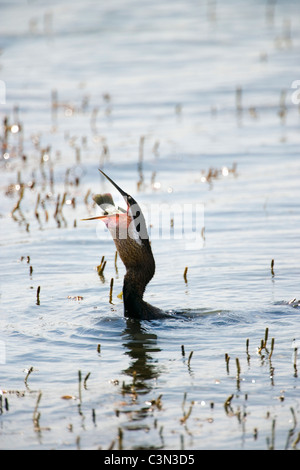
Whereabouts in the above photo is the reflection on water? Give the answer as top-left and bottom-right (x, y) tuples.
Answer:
(1, 0), (300, 450)
(122, 320), (161, 394)
(90, 319), (166, 450)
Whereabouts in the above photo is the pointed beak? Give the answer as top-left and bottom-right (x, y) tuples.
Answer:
(99, 169), (129, 202)
(81, 215), (108, 221)
(81, 170), (131, 222)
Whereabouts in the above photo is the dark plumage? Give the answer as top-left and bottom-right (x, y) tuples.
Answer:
(83, 170), (166, 320)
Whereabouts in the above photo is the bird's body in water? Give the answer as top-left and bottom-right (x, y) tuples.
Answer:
(83, 170), (167, 320)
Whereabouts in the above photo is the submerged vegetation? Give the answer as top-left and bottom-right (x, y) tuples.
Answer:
(1, 326), (299, 450)
(1, 0), (300, 451)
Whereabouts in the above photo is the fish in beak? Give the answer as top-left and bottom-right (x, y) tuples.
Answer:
(81, 170), (149, 244)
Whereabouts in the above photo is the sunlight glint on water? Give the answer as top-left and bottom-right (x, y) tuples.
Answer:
(0, 0), (300, 450)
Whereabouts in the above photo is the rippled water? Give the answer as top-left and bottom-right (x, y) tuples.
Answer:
(1, 0), (300, 450)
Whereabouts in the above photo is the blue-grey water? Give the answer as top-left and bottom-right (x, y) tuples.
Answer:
(1, 0), (300, 450)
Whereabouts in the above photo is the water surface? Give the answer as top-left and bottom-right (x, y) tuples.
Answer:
(1, 0), (300, 450)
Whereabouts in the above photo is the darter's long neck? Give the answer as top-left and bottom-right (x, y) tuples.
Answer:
(122, 254), (159, 320)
